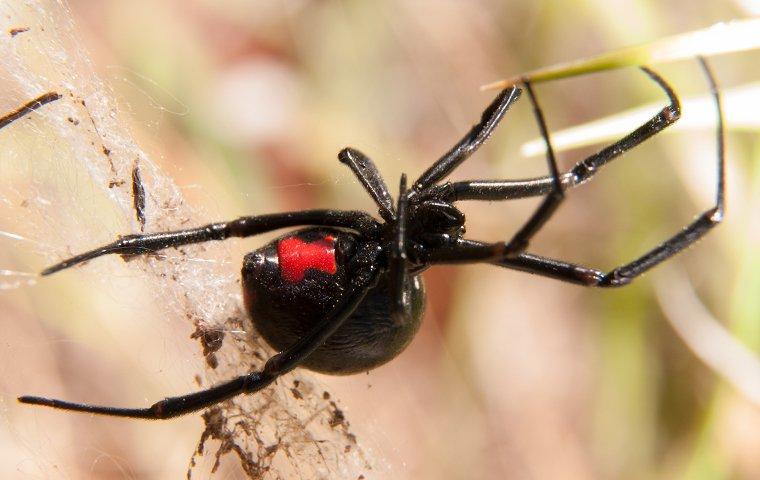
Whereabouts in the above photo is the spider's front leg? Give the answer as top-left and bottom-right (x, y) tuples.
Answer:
(502, 67), (683, 258)
(425, 57), (724, 288)
(412, 86), (522, 192)
(426, 66), (683, 223)
(501, 79), (564, 256)
(41, 209), (381, 275)
(501, 58), (722, 286)
(20, 254), (381, 419)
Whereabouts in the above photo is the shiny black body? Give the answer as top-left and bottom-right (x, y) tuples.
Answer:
(243, 229), (424, 374)
(17, 58), (725, 420)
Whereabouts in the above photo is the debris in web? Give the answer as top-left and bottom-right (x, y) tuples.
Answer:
(0, 2), (375, 478)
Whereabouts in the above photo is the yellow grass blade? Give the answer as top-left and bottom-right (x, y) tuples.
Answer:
(483, 18), (760, 89)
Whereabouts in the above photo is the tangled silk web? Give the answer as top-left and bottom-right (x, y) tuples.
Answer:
(1, 2), (375, 478)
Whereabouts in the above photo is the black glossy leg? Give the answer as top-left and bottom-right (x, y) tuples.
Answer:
(424, 57), (725, 288)
(42, 209), (381, 275)
(495, 252), (606, 285)
(494, 185), (723, 289)
(588, 57), (724, 286)
(338, 147), (396, 222)
(19, 261), (380, 419)
(502, 80), (564, 256)
(389, 174), (411, 325)
(566, 67), (681, 189)
(0, 92), (61, 129)
(422, 177), (560, 202)
(419, 237), (603, 283)
(412, 86), (522, 192)
(425, 67), (682, 204)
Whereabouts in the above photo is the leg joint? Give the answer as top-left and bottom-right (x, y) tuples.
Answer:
(596, 270), (634, 288)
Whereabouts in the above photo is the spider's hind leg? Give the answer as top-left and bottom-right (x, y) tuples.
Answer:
(21, 258), (381, 419)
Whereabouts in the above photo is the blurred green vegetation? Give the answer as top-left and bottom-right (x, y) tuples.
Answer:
(75, 1), (760, 478)
(3, 0), (758, 478)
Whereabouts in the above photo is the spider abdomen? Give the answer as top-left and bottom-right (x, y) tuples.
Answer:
(242, 228), (425, 374)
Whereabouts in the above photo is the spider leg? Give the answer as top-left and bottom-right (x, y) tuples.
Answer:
(423, 57), (725, 287)
(423, 66), (683, 204)
(389, 174), (411, 325)
(501, 79), (564, 256)
(20, 259), (380, 419)
(42, 209), (381, 275)
(493, 200), (719, 289)
(421, 177), (560, 202)
(0, 91), (61, 130)
(412, 86), (522, 192)
(338, 147), (396, 222)
(426, 203), (717, 288)
(495, 252), (606, 286)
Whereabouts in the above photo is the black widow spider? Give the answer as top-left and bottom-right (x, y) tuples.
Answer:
(18, 57), (724, 420)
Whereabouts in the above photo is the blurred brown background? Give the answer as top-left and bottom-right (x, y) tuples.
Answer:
(1, 1), (758, 479)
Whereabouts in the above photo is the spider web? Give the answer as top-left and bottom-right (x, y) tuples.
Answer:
(0, 1), (377, 478)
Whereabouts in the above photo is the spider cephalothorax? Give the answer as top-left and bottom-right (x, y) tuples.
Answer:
(14, 57), (724, 420)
